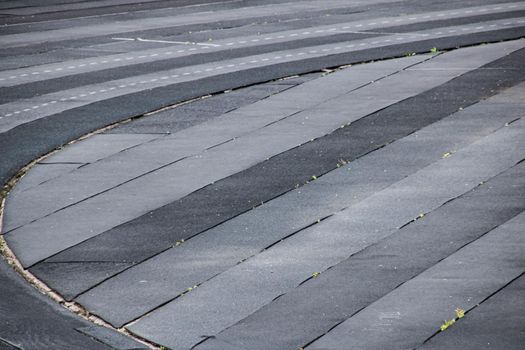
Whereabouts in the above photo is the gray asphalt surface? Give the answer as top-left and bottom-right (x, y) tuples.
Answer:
(0, 1), (524, 349)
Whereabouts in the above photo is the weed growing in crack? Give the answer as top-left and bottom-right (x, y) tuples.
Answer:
(440, 307), (465, 331)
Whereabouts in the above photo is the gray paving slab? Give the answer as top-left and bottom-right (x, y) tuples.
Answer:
(195, 170), (525, 350)
(127, 120), (525, 349)
(40, 134), (161, 164)
(70, 87), (525, 326)
(107, 83), (297, 135)
(308, 211), (525, 350)
(12, 163), (82, 193)
(76, 326), (148, 350)
(30, 262), (132, 301)
(418, 274), (525, 350)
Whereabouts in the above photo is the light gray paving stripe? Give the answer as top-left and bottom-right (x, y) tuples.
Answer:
(9, 134), (163, 195)
(73, 85), (525, 328)
(39, 133), (163, 164)
(125, 119), (525, 349)
(308, 211), (525, 350)
(2, 20), (525, 130)
(0, 0), (381, 48)
(2, 55), (429, 232)
(5, 40), (522, 234)
(1, 2), (523, 87)
(12, 163), (83, 194)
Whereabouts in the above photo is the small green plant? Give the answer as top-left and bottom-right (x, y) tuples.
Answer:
(430, 47), (438, 53)
(440, 318), (455, 331)
(440, 307), (465, 331)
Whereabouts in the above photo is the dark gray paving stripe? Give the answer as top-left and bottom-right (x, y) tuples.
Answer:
(31, 262), (133, 301)
(1, 29), (522, 188)
(0, 33), (380, 104)
(195, 161), (525, 350)
(106, 82), (303, 135)
(417, 273), (525, 350)
(76, 325), (148, 350)
(36, 47), (525, 303)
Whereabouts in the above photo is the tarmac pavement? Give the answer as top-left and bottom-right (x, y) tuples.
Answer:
(0, 1), (524, 349)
